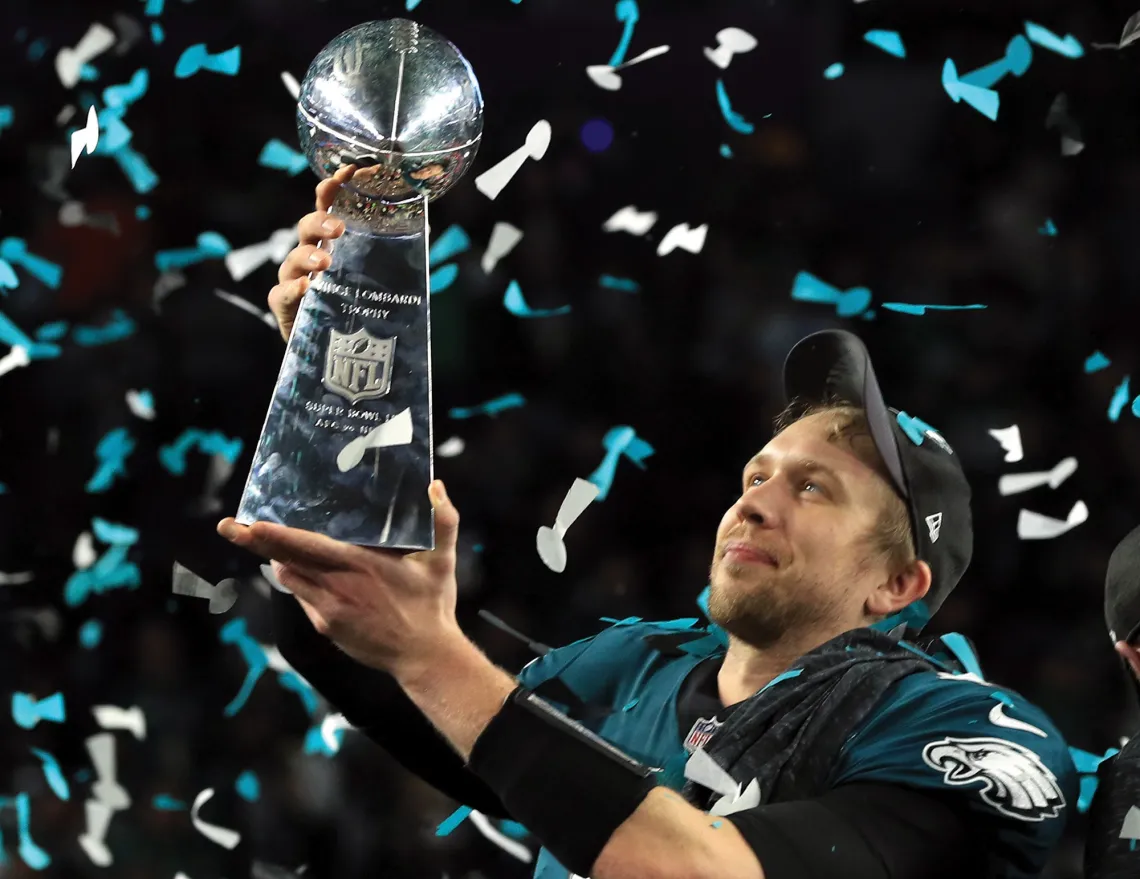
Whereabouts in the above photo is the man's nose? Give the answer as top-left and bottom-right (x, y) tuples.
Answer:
(737, 480), (783, 528)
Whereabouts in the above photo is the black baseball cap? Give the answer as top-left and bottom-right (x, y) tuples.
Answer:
(782, 329), (974, 630)
(1105, 524), (1140, 645)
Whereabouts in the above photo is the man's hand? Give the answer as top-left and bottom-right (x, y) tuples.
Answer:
(216, 480), (463, 678)
(266, 164), (357, 342)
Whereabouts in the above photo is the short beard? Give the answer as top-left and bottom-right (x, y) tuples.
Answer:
(705, 561), (852, 650)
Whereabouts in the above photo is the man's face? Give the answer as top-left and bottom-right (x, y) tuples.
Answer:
(707, 410), (896, 648)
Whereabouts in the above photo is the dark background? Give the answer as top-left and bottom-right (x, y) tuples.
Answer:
(2, 0), (1140, 876)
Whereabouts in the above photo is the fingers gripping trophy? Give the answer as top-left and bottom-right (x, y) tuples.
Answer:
(236, 20), (483, 549)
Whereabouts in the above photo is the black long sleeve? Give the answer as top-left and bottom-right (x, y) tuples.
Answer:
(270, 589), (512, 819)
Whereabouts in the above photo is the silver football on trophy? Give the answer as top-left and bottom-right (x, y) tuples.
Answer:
(296, 19), (484, 228)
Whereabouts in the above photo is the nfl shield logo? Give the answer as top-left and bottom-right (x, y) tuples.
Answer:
(683, 716), (724, 754)
(324, 328), (396, 404)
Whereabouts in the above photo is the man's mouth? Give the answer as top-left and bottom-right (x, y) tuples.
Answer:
(722, 542), (777, 566)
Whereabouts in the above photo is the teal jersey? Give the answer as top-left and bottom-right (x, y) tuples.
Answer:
(514, 617), (1077, 879)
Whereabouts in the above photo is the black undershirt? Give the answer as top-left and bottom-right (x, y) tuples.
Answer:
(273, 593), (982, 878)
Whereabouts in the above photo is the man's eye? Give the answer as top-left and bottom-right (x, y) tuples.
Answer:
(802, 481), (820, 493)
(746, 474), (764, 488)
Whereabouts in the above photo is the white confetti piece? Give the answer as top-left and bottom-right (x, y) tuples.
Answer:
(988, 425), (1023, 463)
(474, 120), (551, 201)
(78, 799), (114, 866)
(0, 345), (30, 378)
(482, 222), (523, 274)
(336, 407), (414, 472)
(85, 733), (130, 811)
(111, 13), (144, 56)
(92, 705), (146, 741)
(73, 532), (97, 570)
(586, 44), (670, 90)
(281, 71), (301, 100)
(603, 205), (658, 236)
(56, 23), (117, 89)
(657, 223), (708, 256)
(125, 389), (155, 420)
(320, 713), (354, 753)
(436, 436), (466, 458)
(536, 478), (600, 573)
(225, 227), (298, 281)
(998, 457), (1077, 496)
(988, 702), (1047, 738)
(1017, 500), (1088, 540)
(172, 562), (239, 614)
(704, 28), (757, 70)
(0, 569), (34, 585)
(259, 563), (292, 596)
(70, 106), (99, 170)
(469, 810), (534, 862)
(191, 788), (241, 849)
(215, 289), (278, 330)
(683, 747), (761, 816)
(1121, 805), (1140, 839)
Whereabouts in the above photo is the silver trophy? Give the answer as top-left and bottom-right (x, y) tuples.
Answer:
(235, 20), (483, 549)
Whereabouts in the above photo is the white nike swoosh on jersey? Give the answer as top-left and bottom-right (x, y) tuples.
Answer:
(988, 701), (1048, 739)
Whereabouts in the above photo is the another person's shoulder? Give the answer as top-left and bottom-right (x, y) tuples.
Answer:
(1086, 733), (1140, 879)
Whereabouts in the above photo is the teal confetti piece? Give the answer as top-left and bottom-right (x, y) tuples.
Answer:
(0, 106), (13, 137)
(1109, 376), (1130, 422)
(863, 30), (906, 58)
(429, 263), (459, 294)
(73, 310), (136, 346)
(136, 205), (151, 220)
(86, 427), (135, 493)
(1024, 21), (1084, 58)
(78, 619), (103, 648)
(152, 794), (187, 810)
(719, 144), (732, 158)
(12, 692), (66, 729)
(0, 238), (63, 289)
(715, 79), (753, 135)
(155, 232), (231, 271)
(791, 271), (872, 318)
(277, 670), (319, 717)
(103, 68), (149, 110)
(35, 321), (69, 341)
(219, 617), (269, 718)
(1038, 218), (1058, 236)
(941, 633), (984, 678)
(174, 44), (242, 79)
(449, 392), (526, 419)
(960, 36), (1033, 89)
(823, 63), (844, 79)
(622, 698), (639, 711)
(92, 517), (139, 545)
(436, 806), (472, 836)
(896, 411), (941, 446)
(503, 279), (571, 318)
(711, 820), (723, 829)
(28, 39), (48, 63)
(235, 770), (260, 802)
(0, 259), (19, 291)
(159, 428), (242, 474)
(1084, 351), (1109, 373)
(880, 302), (986, 315)
(12, 793), (50, 870)
(599, 274), (640, 292)
(115, 146), (160, 193)
(587, 425), (654, 501)
(942, 59), (999, 121)
(151, 23), (164, 44)
(144, 0), (164, 15)
(498, 820), (529, 840)
(406, 0), (423, 9)
(608, 0), (639, 67)
(429, 225), (472, 265)
(303, 723), (342, 756)
(1130, 396), (1140, 419)
(30, 748), (70, 800)
(258, 139), (308, 176)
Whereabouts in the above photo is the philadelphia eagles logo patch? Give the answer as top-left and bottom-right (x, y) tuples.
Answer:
(922, 736), (1066, 822)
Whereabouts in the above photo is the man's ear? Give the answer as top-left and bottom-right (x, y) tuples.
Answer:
(866, 559), (932, 619)
(1115, 640), (1140, 681)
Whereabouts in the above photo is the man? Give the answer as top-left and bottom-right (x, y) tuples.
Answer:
(1085, 524), (1140, 878)
(222, 176), (1077, 879)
